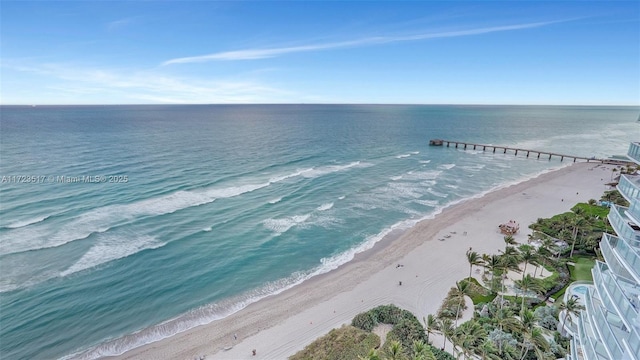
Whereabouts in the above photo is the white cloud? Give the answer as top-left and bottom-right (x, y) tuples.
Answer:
(163, 21), (560, 65)
(106, 16), (142, 32)
(1, 62), (290, 104)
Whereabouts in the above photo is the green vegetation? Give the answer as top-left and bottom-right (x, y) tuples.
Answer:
(350, 305), (454, 360)
(292, 304), (454, 360)
(289, 325), (380, 360)
(462, 277), (496, 304)
(569, 256), (596, 282)
(529, 202), (613, 256)
(571, 203), (609, 219)
(292, 191), (611, 360)
(601, 189), (630, 207)
(550, 255), (596, 300)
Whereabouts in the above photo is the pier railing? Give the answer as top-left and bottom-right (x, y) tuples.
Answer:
(429, 139), (632, 165)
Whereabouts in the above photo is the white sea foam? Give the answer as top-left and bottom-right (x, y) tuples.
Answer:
(387, 182), (423, 199)
(0, 269), (60, 293)
(262, 214), (311, 235)
(268, 197), (283, 204)
(269, 168), (313, 183)
(396, 154), (411, 158)
(317, 203), (334, 211)
(427, 188), (448, 198)
(65, 263), (339, 360)
(461, 164), (486, 171)
(5, 215), (50, 229)
(419, 160), (431, 164)
(420, 180), (437, 187)
(445, 184), (459, 189)
(352, 202), (378, 211)
(390, 175), (403, 181)
(414, 199), (439, 207)
(203, 227), (212, 232)
(403, 170), (441, 181)
(300, 161), (369, 178)
(60, 234), (165, 277)
(65, 164), (574, 360)
(338, 196), (346, 200)
(438, 163), (456, 170)
(410, 151), (420, 154)
(1, 162), (366, 256)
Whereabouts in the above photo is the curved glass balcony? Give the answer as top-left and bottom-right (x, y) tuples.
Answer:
(592, 261), (639, 331)
(601, 233), (640, 283)
(618, 174), (640, 206)
(608, 205), (640, 247)
(585, 291), (624, 360)
(627, 142), (640, 165)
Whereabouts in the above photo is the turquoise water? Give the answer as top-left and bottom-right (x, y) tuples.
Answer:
(572, 285), (590, 295)
(0, 105), (637, 359)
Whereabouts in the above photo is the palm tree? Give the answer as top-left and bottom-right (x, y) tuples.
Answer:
(569, 216), (586, 258)
(492, 307), (519, 356)
(359, 348), (381, 360)
(514, 275), (543, 311)
(559, 297), (585, 333)
(478, 338), (502, 360)
(558, 229), (572, 256)
(439, 318), (455, 354)
(412, 340), (436, 360)
(499, 246), (521, 308)
(515, 309), (550, 360)
(517, 244), (536, 282)
(504, 235), (517, 251)
(466, 249), (483, 280)
(519, 327), (550, 360)
(455, 321), (486, 359)
(483, 254), (502, 294)
(453, 280), (472, 326)
(533, 242), (551, 277)
(385, 340), (404, 360)
(423, 314), (438, 344)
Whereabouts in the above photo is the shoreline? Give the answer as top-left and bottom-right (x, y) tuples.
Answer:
(108, 162), (612, 360)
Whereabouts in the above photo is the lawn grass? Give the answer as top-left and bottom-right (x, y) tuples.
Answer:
(460, 277), (497, 304)
(569, 256), (596, 282)
(550, 255), (595, 301)
(571, 203), (610, 219)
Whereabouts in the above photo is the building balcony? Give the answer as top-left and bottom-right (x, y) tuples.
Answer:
(584, 289), (624, 359)
(576, 307), (601, 360)
(601, 233), (640, 284)
(622, 334), (640, 360)
(592, 261), (640, 332)
(608, 205), (640, 247)
(628, 199), (640, 228)
(627, 142), (640, 165)
(618, 174), (640, 206)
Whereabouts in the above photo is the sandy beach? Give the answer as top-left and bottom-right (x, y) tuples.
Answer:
(112, 162), (613, 360)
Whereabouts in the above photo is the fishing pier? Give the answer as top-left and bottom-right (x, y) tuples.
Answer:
(429, 139), (630, 165)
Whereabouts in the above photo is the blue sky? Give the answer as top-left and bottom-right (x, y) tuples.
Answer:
(1, 1), (639, 105)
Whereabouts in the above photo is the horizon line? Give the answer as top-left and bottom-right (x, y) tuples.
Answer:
(2, 103), (639, 107)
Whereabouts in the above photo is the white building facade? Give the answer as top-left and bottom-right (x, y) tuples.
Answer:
(566, 141), (640, 360)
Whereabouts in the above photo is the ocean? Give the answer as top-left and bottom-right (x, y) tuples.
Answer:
(0, 105), (637, 359)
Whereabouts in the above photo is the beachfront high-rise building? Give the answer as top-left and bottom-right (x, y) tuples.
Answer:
(564, 141), (640, 360)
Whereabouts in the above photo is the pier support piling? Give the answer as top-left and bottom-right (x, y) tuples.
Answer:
(430, 139), (611, 165)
